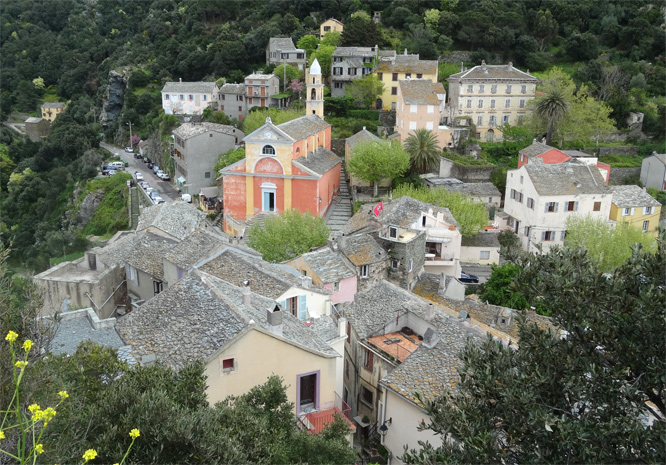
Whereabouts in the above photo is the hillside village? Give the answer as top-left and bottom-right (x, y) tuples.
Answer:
(2, 3), (665, 464)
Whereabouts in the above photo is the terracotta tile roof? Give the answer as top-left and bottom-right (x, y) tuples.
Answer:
(610, 185), (661, 208)
(277, 115), (330, 141)
(293, 147), (340, 176)
(368, 332), (420, 362)
(338, 234), (387, 267)
(161, 81), (218, 94)
(399, 79), (440, 105)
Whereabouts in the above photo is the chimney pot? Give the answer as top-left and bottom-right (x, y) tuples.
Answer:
(179, 77), (182, 83)
(338, 317), (347, 338)
(242, 282), (251, 306)
(267, 304), (283, 336)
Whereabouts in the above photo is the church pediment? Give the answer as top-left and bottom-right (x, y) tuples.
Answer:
(243, 118), (293, 144)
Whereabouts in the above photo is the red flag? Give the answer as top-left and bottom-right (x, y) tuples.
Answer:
(373, 201), (383, 216)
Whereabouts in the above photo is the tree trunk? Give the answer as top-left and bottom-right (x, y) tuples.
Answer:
(373, 181), (378, 197)
(546, 117), (554, 146)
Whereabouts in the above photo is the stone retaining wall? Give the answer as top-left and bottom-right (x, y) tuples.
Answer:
(330, 139), (346, 157)
(439, 157), (495, 182)
(583, 146), (639, 157)
(608, 167), (641, 185)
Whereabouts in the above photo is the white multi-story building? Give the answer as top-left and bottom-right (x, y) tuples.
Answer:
(503, 161), (612, 253)
(447, 61), (539, 142)
(161, 81), (219, 116)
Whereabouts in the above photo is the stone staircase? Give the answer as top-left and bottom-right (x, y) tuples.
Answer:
(325, 163), (353, 236)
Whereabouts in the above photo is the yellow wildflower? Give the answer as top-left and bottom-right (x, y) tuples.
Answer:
(129, 428), (140, 439)
(0, 430), (5, 440)
(58, 390), (69, 400)
(28, 403), (41, 413)
(15, 361), (28, 370)
(35, 444), (44, 454)
(22, 339), (33, 351)
(5, 331), (18, 342)
(82, 449), (98, 461)
(42, 407), (56, 423)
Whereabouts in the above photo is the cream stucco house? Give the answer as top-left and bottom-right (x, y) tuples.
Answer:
(395, 79), (453, 149)
(161, 81), (219, 115)
(320, 18), (344, 38)
(503, 161), (612, 253)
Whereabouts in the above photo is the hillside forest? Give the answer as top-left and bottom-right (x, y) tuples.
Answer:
(1, 0), (665, 270)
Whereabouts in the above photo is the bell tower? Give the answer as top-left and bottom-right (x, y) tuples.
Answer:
(306, 58), (324, 119)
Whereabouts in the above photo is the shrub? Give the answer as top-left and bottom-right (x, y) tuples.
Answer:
(347, 109), (380, 120)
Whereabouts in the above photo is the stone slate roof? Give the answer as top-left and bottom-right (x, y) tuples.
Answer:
(137, 202), (209, 240)
(399, 79), (440, 105)
(297, 246), (355, 284)
(42, 102), (66, 109)
(439, 182), (502, 198)
(562, 149), (593, 158)
(25, 117), (43, 123)
(333, 47), (375, 58)
(162, 81), (217, 94)
(377, 55), (437, 75)
(609, 185), (661, 208)
(50, 312), (126, 356)
(461, 232), (501, 248)
(115, 271), (336, 369)
(339, 234), (387, 267)
(220, 83), (245, 94)
(172, 122), (240, 139)
(379, 196), (459, 229)
(346, 128), (382, 150)
(520, 141), (556, 158)
(414, 274), (555, 340)
(293, 147), (340, 176)
(163, 229), (226, 271)
(124, 232), (179, 279)
(268, 37), (296, 51)
(523, 162), (610, 196)
(197, 248), (296, 299)
(448, 62), (538, 82)
(277, 115), (330, 141)
(433, 82), (446, 94)
(340, 204), (382, 235)
(246, 72), (275, 80)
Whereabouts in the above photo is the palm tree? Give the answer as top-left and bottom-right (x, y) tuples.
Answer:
(535, 89), (570, 146)
(405, 129), (441, 174)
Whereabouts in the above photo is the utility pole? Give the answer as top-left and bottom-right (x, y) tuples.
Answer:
(126, 121), (133, 150)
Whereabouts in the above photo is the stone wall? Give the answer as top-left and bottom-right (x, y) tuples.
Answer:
(439, 157), (495, 182)
(583, 146), (639, 157)
(379, 110), (396, 133)
(608, 167), (641, 185)
(330, 139), (346, 157)
(378, 231), (426, 291)
(439, 52), (472, 63)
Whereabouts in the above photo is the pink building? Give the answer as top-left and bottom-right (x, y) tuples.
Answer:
(395, 79), (453, 148)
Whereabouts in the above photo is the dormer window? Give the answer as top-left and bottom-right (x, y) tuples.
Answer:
(262, 145), (276, 155)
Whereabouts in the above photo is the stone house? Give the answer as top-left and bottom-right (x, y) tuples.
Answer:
(245, 73), (281, 110)
(330, 46), (377, 97)
(266, 38), (306, 70)
(115, 270), (354, 441)
(373, 52), (438, 110)
(447, 61), (539, 142)
(218, 83), (247, 121)
(320, 18), (344, 38)
(337, 234), (390, 292)
(172, 122), (244, 194)
(518, 141), (611, 184)
(161, 81), (219, 115)
(639, 152), (666, 191)
(504, 161), (612, 253)
(424, 178), (502, 210)
(395, 79), (452, 149)
(609, 185), (662, 235)
(286, 245), (358, 306)
(41, 101), (66, 122)
(345, 128), (391, 194)
(24, 117), (50, 142)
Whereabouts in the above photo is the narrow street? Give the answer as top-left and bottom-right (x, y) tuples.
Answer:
(100, 142), (180, 203)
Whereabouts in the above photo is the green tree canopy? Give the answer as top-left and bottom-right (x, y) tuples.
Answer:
(564, 214), (656, 272)
(242, 108), (304, 134)
(345, 75), (384, 109)
(297, 34), (318, 57)
(392, 185), (489, 237)
(402, 231), (666, 463)
(347, 139), (410, 196)
(247, 209), (330, 262)
(274, 63), (303, 91)
(212, 147), (245, 173)
(320, 31), (341, 47)
(309, 44), (336, 80)
(404, 129), (441, 174)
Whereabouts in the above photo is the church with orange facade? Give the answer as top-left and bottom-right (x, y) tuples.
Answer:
(221, 59), (341, 236)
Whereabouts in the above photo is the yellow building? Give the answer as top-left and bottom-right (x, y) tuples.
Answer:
(41, 101), (66, 122)
(373, 53), (438, 110)
(319, 18), (343, 38)
(609, 185), (662, 235)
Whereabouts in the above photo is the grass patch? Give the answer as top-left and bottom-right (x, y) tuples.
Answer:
(443, 152), (495, 167)
(81, 173), (132, 236)
(599, 154), (644, 167)
(49, 251), (85, 267)
(352, 200), (369, 214)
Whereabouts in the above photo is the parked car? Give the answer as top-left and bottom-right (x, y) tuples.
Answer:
(101, 164), (113, 171)
(158, 172), (170, 181)
(152, 165), (160, 174)
(149, 191), (160, 200)
(139, 181), (149, 189)
(135, 172), (144, 181)
(104, 169), (118, 176)
(181, 194), (192, 203)
(134, 152), (143, 159)
(459, 271), (479, 284)
(124, 147), (134, 153)
(145, 187), (155, 196)
(109, 161), (124, 170)
(153, 196), (165, 204)
(142, 157), (150, 164)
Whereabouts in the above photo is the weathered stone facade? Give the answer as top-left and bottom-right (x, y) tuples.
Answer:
(439, 157), (495, 182)
(608, 167), (641, 185)
(376, 230), (426, 291)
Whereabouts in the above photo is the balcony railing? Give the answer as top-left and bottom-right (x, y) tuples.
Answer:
(298, 392), (354, 434)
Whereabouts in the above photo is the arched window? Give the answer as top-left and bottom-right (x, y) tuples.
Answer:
(295, 147), (301, 157)
(311, 89), (316, 100)
(262, 145), (276, 155)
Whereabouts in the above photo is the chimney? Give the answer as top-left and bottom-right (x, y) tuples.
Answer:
(404, 48), (407, 55)
(300, 275), (310, 289)
(242, 280), (251, 306)
(422, 327), (440, 348)
(267, 304), (283, 336)
(338, 317), (347, 338)
(179, 77), (182, 83)
(439, 272), (446, 291)
(460, 62), (464, 72)
(425, 303), (435, 320)
(507, 62), (513, 70)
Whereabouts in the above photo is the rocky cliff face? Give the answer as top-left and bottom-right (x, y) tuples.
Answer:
(71, 189), (105, 231)
(100, 69), (129, 129)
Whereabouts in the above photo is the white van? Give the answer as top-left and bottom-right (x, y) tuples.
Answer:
(109, 161), (124, 170)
